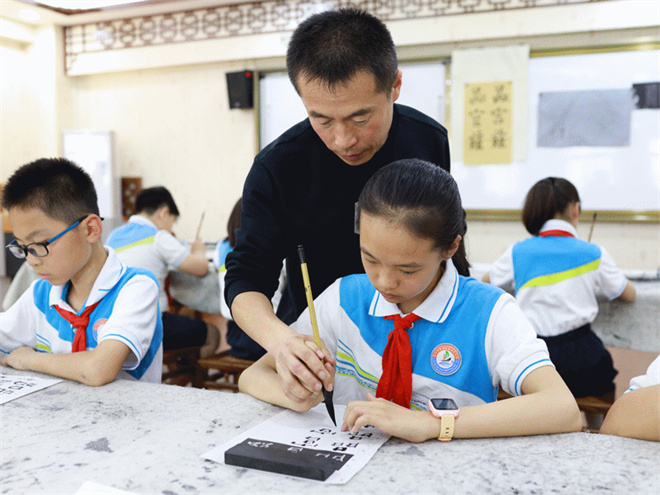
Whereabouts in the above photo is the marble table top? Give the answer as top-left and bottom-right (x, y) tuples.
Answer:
(2, 368), (659, 494)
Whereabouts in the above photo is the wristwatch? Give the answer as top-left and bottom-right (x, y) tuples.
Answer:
(428, 398), (460, 442)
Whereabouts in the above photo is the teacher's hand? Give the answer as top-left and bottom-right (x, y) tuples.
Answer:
(272, 332), (335, 404)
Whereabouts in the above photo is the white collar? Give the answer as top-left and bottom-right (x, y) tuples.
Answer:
(128, 215), (158, 229)
(539, 219), (578, 238)
(368, 258), (460, 324)
(48, 247), (126, 312)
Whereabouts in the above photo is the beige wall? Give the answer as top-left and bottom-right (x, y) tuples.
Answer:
(1, 0), (658, 269)
(70, 62), (256, 241)
(0, 25), (68, 170)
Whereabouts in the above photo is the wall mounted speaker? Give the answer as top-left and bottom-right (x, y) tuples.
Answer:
(226, 70), (254, 109)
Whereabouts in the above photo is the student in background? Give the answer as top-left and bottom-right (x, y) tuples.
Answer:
(0, 158), (163, 384)
(225, 8), (451, 403)
(484, 177), (636, 400)
(600, 356), (660, 441)
(106, 187), (220, 358)
(215, 198), (285, 361)
(239, 160), (581, 441)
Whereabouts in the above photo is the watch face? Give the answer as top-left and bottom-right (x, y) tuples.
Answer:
(430, 398), (458, 410)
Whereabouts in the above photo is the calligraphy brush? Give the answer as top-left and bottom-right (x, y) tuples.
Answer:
(195, 211), (205, 239)
(587, 212), (597, 242)
(297, 245), (337, 426)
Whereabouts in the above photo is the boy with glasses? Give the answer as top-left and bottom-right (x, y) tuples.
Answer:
(0, 158), (163, 385)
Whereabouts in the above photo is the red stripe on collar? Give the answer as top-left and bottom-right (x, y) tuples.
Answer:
(538, 229), (574, 238)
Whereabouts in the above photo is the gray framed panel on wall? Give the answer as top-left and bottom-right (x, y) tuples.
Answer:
(452, 49), (660, 213)
(259, 61), (447, 150)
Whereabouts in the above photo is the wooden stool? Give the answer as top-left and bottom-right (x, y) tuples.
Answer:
(196, 351), (255, 392)
(162, 347), (200, 387)
(575, 394), (614, 415)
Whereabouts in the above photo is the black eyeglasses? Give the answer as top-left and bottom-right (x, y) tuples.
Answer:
(6, 215), (90, 259)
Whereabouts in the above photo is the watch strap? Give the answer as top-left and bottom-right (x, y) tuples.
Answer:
(438, 414), (455, 442)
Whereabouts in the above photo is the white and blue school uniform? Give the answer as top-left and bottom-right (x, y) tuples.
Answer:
(292, 259), (552, 410)
(106, 215), (190, 311)
(107, 215), (208, 351)
(489, 219), (627, 397)
(214, 239), (234, 320)
(627, 356), (660, 393)
(214, 239), (286, 320)
(490, 219), (627, 337)
(0, 248), (163, 383)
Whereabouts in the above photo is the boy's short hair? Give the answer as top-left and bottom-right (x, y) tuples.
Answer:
(135, 186), (180, 217)
(286, 8), (398, 94)
(1, 157), (99, 223)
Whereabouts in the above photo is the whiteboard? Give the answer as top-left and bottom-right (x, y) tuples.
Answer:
(62, 130), (121, 219)
(259, 61), (446, 149)
(451, 49), (660, 211)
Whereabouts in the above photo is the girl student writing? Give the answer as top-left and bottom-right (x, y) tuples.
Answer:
(239, 159), (582, 442)
(484, 178), (636, 402)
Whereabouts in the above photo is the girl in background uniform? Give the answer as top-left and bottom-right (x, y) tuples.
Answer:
(484, 177), (636, 400)
(239, 160), (581, 442)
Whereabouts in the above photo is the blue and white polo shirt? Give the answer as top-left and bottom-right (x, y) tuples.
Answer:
(0, 248), (163, 383)
(292, 259), (551, 409)
(490, 219), (628, 337)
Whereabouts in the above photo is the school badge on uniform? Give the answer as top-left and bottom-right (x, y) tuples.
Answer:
(431, 344), (462, 376)
(92, 319), (108, 344)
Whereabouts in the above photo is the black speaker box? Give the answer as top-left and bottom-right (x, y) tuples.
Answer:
(226, 70), (254, 109)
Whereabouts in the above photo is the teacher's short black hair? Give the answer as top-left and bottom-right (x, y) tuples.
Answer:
(286, 8), (398, 95)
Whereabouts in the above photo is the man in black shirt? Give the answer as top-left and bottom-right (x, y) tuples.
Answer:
(226, 8), (450, 405)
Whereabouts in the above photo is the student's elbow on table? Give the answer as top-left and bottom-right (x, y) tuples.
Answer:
(523, 367), (582, 433)
(561, 394), (584, 433)
(79, 356), (121, 387)
(237, 360), (270, 397)
(237, 364), (254, 394)
(79, 342), (131, 387)
(552, 385), (583, 433)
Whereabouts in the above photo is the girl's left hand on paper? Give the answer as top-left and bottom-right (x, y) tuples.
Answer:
(1, 347), (37, 370)
(342, 393), (439, 443)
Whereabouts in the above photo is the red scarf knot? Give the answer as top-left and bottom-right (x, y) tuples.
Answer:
(54, 300), (101, 352)
(376, 313), (421, 408)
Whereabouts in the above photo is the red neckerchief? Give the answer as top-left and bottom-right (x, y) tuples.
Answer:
(376, 313), (421, 408)
(54, 300), (101, 352)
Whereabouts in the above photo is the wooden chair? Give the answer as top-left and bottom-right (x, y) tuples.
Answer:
(162, 347), (200, 387)
(196, 350), (255, 391)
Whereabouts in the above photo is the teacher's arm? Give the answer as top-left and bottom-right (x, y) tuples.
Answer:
(225, 159), (334, 403)
(231, 291), (333, 403)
